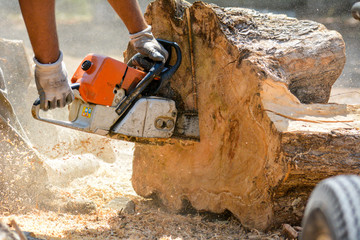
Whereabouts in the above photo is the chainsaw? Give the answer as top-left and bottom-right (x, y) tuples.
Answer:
(32, 40), (199, 144)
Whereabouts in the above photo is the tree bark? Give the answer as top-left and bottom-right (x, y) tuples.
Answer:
(128, 0), (355, 230)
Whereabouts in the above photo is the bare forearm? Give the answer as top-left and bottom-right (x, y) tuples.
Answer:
(19, 0), (59, 63)
(107, 0), (148, 33)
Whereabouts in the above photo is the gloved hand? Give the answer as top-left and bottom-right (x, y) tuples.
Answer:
(34, 51), (74, 111)
(129, 25), (168, 63)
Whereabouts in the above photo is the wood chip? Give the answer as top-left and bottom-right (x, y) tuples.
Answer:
(282, 223), (298, 239)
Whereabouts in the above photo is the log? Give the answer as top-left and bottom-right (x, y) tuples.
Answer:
(128, 0), (357, 230)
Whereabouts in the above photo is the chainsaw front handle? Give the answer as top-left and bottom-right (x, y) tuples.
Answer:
(155, 39), (182, 93)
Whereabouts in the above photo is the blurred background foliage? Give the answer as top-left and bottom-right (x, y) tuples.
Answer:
(1, 0), (358, 17)
(188, 0), (357, 15)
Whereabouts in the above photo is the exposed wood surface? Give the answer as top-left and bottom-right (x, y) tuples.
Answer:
(129, 0), (358, 230)
(282, 224), (298, 239)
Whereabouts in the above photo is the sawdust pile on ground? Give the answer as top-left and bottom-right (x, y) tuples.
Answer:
(0, 135), (285, 239)
(1, 200), (284, 239)
(108, 199), (283, 240)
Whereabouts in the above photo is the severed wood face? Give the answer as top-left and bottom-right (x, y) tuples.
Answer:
(131, 0), (357, 231)
(261, 78), (360, 133)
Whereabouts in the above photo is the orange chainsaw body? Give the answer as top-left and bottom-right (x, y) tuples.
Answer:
(71, 54), (147, 106)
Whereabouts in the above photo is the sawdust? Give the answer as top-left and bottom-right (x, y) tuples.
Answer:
(108, 200), (284, 240)
(0, 136), (286, 239)
(0, 201), (285, 240)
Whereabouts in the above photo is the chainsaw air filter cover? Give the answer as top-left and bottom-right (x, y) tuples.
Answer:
(71, 54), (146, 106)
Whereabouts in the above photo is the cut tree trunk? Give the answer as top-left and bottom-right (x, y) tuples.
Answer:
(128, 0), (358, 230)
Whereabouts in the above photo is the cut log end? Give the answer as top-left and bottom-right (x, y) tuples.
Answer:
(129, 0), (356, 230)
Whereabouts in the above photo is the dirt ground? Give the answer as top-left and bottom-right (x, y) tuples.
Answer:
(0, 1), (359, 239)
(0, 201), (285, 239)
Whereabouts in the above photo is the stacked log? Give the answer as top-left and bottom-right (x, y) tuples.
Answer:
(127, 0), (359, 230)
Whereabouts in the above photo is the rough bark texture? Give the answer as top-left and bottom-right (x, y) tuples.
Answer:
(0, 38), (49, 213)
(129, 0), (354, 230)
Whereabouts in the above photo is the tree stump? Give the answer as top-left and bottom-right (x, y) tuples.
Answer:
(129, 0), (356, 230)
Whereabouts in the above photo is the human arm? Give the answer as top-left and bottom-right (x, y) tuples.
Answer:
(18, 0), (73, 110)
(18, 0), (59, 63)
(108, 0), (168, 62)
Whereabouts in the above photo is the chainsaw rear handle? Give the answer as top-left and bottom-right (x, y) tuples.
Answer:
(31, 102), (88, 132)
(32, 84), (84, 131)
(32, 83), (80, 108)
(352, 2), (360, 21)
(31, 83), (97, 132)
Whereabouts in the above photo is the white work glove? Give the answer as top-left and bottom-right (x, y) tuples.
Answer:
(34, 51), (74, 111)
(129, 26), (168, 63)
